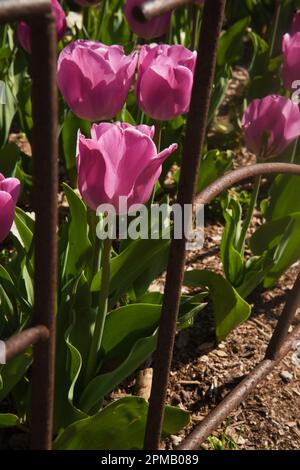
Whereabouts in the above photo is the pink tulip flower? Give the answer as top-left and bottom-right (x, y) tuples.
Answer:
(135, 44), (196, 121)
(77, 122), (178, 213)
(0, 174), (21, 243)
(124, 0), (172, 40)
(291, 10), (300, 35)
(17, 0), (66, 53)
(57, 40), (137, 121)
(242, 95), (300, 159)
(282, 33), (300, 91)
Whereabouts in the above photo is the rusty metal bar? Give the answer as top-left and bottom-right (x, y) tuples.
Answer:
(0, 0), (58, 450)
(29, 11), (58, 450)
(144, 0), (227, 450)
(133, 0), (193, 22)
(179, 312), (300, 449)
(4, 326), (49, 363)
(266, 272), (300, 359)
(0, 0), (51, 22)
(177, 165), (300, 449)
(196, 162), (300, 205)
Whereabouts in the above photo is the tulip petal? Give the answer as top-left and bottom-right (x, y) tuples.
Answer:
(0, 191), (15, 243)
(77, 134), (111, 209)
(129, 143), (177, 206)
(0, 178), (21, 204)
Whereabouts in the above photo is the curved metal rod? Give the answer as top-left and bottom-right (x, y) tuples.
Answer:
(196, 162), (300, 205)
(0, 0), (51, 22)
(133, 0), (194, 22)
(179, 319), (300, 450)
(4, 326), (49, 363)
(179, 162), (300, 450)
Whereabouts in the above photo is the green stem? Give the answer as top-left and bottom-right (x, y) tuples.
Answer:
(154, 121), (163, 152)
(96, 0), (108, 41)
(269, 0), (281, 58)
(290, 137), (299, 164)
(191, 4), (201, 50)
(85, 236), (112, 384)
(236, 175), (262, 254)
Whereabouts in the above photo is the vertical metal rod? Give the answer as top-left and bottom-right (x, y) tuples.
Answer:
(143, 0), (226, 450)
(30, 12), (58, 450)
(265, 271), (300, 360)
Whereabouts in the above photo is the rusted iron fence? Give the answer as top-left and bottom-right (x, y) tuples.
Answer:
(0, 0), (57, 450)
(1, 0), (300, 451)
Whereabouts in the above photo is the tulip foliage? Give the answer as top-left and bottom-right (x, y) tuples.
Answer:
(1, 0), (300, 450)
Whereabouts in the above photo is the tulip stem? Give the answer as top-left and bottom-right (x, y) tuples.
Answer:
(236, 175), (262, 254)
(154, 121), (163, 152)
(85, 236), (112, 385)
(269, 0), (281, 58)
(290, 137), (299, 164)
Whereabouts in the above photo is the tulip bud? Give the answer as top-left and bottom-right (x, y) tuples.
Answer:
(0, 174), (21, 243)
(17, 0), (66, 53)
(77, 122), (177, 213)
(242, 95), (300, 159)
(57, 40), (137, 121)
(135, 44), (196, 121)
(124, 0), (172, 40)
(282, 33), (300, 91)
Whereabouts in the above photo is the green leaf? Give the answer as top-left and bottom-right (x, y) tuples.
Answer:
(184, 270), (251, 340)
(0, 142), (20, 176)
(0, 351), (32, 401)
(14, 207), (34, 254)
(221, 197), (244, 286)
(61, 111), (91, 171)
(196, 149), (233, 193)
(250, 213), (300, 287)
(54, 397), (190, 450)
(208, 67), (232, 124)
(217, 17), (250, 67)
(54, 302), (88, 434)
(101, 304), (161, 362)
(91, 238), (170, 304)
(0, 83), (17, 148)
(265, 175), (300, 221)
(0, 413), (19, 429)
(79, 303), (162, 413)
(80, 333), (157, 413)
(62, 184), (92, 280)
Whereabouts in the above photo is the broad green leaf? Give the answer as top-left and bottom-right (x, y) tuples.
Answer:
(0, 413), (19, 429)
(80, 333), (157, 413)
(265, 175), (300, 221)
(0, 351), (32, 401)
(221, 197), (244, 286)
(61, 111), (91, 171)
(217, 17), (250, 67)
(62, 183), (92, 280)
(0, 142), (20, 176)
(197, 149), (233, 193)
(101, 304), (161, 362)
(250, 213), (300, 287)
(184, 270), (251, 340)
(0, 83), (17, 148)
(14, 207), (34, 254)
(91, 238), (170, 304)
(55, 397), (190, 450)
(54, 280), (88, 433)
